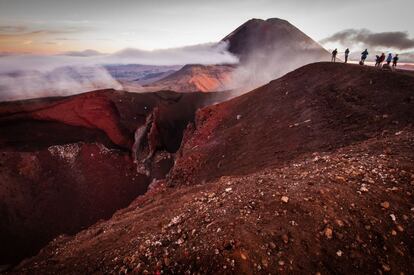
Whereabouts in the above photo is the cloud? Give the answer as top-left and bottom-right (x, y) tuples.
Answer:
(109, 42), (238, 65)
(0, 25), (27, 34)
(320, 29), (414, 50)
(61, 49), (104, 57)
(0, 24), (93, 45)
(0, 66), (122, 101)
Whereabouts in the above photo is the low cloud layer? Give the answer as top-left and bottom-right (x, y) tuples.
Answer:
(0, 42), (238, 101)
(321, 29), (414, 50)
(109, 42), (238, 65)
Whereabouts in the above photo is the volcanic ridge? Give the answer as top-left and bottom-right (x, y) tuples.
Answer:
(3, 62), (413, 274)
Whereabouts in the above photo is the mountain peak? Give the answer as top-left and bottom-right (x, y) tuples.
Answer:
(222, 17), (329, 62)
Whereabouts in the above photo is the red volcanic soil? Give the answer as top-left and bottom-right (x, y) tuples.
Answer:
(0, 143), (148, 266)
(10, 63), (414, 274)
(0, 89), (227, 267)
(170, 62), (414, 185)
(144, 64), (235, 93)
(0, 89), (228, 152)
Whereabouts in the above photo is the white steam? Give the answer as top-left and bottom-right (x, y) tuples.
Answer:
(0, 42), (238, 101)
(110, 42), (238, 65)
(224, 42), (330, 94)
(0, 66), (122, 101)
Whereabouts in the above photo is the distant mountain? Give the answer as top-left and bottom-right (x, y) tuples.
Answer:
(144, 64), (234, 92)
(138, 18), (332, 93)
(222, 18), (330, 63)
(220, 18), (331, 90)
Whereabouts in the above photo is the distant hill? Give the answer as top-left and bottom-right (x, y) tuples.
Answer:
(144, 64), (235, 92)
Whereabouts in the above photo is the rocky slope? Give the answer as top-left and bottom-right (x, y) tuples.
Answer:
(0, 89), (227, 267)
(9, 63), (414, 274)
(170, 62), (414, 186)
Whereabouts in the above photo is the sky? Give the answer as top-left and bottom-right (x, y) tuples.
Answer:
(1, 0), (414, 54)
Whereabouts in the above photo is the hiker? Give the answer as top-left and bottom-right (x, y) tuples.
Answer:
(331, 48), (338, 62)
(386, 53), (393, 65)
(360, 49), (368, 65)
(392, 54), (399, 67)
(344, 48), (350, 63)
(378, 53), (385, 67)
(375, 55), (380, 67)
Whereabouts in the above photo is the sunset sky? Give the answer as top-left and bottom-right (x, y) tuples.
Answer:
(1, 0), (414, 54)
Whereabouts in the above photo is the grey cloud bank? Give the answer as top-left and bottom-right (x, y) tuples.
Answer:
(321, 29), (414, 51)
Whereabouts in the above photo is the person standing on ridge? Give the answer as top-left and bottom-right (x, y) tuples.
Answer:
(331, 48), (338, 62)
(360, 49), (369, 65)
(378, 53), (385, 67)
(393, 54), (399, 67)
(375, 55), (380, 67)
(386, 53), (393, 65)
(344, 48), (350, 63)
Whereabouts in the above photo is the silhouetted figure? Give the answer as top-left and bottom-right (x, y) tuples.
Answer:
(375, 53), (385, 67)
(344, 48), (350, 63)
(360, 49), (368, 65)
(331, 48), (338, 62)
(375, 55), (380, 67)
(378, 53), (385, 67)
(386, 53), (393, 65)
(393, 54), (399, 67)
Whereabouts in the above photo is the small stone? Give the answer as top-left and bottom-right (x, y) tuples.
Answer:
(324, 227), (333, 239)
(164, 257), (170, 266)
(240, 252), (248, 260)
(282, 234), (289, 244)
(225, 187), (232, 193)
(281, 196), (289, 203)
(381, 201), (390, 209)
(335, 219), (344, 227)
(397, 225), (404, 232)
(261, 258), (269, 268)
(336, 250), (343, 257)
(278, 260), (285, 266)
(390, 214), (396, 222)
(176, 238), (184, 245)
(391, 230), (397, 236)
(269, 242), (277, 249)
(382, 264), (391, 271)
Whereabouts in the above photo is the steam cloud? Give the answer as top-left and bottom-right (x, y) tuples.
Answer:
(224, 43), (329, 94)
(320, 29), (414, 50)
(0, 42), (238, 101)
